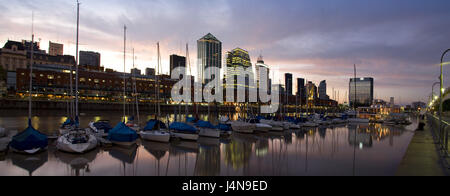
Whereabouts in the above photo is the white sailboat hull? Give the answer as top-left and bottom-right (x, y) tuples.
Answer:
(255, 123), (272, 132)
(231, 122), (255, 134)
(56, 134), (98, 154)
(140, 130), (171, 143)
(198, 128), (221, 138)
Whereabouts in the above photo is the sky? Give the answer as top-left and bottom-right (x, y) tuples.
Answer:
(1, 0), (450, 105)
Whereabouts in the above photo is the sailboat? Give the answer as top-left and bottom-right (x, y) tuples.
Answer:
(107, 25), (139, 147)
(139, 42), (171, 143)
(195, 120), (220, 138)
(126, 48), (141, 131)
(348, 64), (369, 124)
(168, 43), (199, 141)
(56, 1), (98, 154)
(9, 12), (48, 154)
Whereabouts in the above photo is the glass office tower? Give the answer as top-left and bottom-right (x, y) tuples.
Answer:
(197, 33), (222, 84)
(349, 77), (374, 107)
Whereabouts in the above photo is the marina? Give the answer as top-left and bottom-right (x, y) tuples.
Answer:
(0, 112), (417, 176)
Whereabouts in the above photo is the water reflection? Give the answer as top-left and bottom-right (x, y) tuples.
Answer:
(109, 145), (138, 176)
(8, 151), (48, 176)
(194, 138), (221, 176)
(0, 113), (417, 176)
(55, 148), (99, 176)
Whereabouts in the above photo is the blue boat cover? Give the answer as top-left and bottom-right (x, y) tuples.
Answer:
(169, 122), (197, 133)
(144, 120), (167, 131)
(186, 117), (197, 123)
(195, 120), (216, 129)
(108, 122), (138, 142)
(216, 123), (231, 131)
(61, 117), (75, 128)
(10, 120), (48, 151)
(93, 121), (113, 133)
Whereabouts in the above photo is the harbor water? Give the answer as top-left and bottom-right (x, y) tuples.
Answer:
(0, 110), (416, 176)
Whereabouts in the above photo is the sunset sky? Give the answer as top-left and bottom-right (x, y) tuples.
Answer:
(1, 0), (450, 105)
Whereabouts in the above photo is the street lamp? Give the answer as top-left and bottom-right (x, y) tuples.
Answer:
(439, 48), (450, 146)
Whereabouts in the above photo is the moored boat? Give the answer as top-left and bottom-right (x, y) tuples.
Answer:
(56, 129), (97, 154)
(9, 120), (48, 154)
(140, 120), (171, 143)
(108, 122), (139, 147)
(230, 121), (255, 134)
(195, 121), (220, 138)
(169, 122), (199, 141)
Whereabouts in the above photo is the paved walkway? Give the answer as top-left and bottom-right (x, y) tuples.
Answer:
(396, 123), (448, 176)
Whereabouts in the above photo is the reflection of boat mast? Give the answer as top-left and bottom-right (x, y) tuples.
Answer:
(305, 132), (308, 173)
(352, 125), (357, 176)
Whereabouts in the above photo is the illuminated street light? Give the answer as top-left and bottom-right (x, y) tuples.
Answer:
(439, 48), (450, 144)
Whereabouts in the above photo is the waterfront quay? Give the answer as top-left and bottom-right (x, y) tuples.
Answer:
(396, 114), (449, 176)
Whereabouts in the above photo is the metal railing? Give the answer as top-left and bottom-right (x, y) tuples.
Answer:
(427, 113), (449, 161)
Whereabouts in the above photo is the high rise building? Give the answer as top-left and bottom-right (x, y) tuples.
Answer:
(306, 81), (318, 101)
(225, 48), (252, 87)
(318, 80), (329, 100)
(224, 48), (254, 101)
(349, 77), (374, 107)
(79, 51), (101, 67)
(197, 33), (222, 84)
(390, 97), (395, 108)
(170, 54), (186, 76)
(297, 78), (306, 98)
(48, 41), (63, 56)
(255, 55), (269, 86)
(284, 73), (293, 96)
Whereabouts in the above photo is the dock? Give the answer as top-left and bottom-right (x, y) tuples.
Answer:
(396, 122), (449, 176)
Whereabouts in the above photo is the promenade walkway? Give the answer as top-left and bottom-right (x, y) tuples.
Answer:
(396, 120), (448, 176)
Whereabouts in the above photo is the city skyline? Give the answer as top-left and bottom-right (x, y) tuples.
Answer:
(1, 0), (450, 105)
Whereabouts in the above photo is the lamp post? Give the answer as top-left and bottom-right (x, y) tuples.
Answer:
(431, 82), (440, 109)
(439, 49), (450, 148)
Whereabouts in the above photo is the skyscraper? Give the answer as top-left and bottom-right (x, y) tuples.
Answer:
(197, 33), (222, 84)
(349, 77), (374, 107)
(297, 78), (305, 98)
(306, 81), (318, 100)
(285, 73), (293, 96)
(170, 54), (186, 76)
(224, 48), (253, 101)
(255, 55), (269, 86)
(318, 80), (329, 100)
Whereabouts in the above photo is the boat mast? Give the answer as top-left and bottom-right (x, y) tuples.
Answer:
(28, 12), (34, 121)
(185, 43), (190, 117)
(157, 42), (161, 118)
(353, 64), (357, 112)
(133, 48), (140, 126)
(123, 25), (127, 121)
(75, 0), (80, 122)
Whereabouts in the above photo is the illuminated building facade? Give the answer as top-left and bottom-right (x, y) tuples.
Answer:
(349, 77), (374, 107)
(197, 33), (221, 84)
